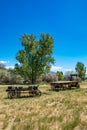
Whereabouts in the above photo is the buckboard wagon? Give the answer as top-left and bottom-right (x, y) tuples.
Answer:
(6, 85), (41, 99)
(51, 81), (80, 91)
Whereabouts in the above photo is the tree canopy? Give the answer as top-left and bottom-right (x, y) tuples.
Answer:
(56, 71), (64, 81)
(75, 62), (86, 80)
(15, 33), (55, 84)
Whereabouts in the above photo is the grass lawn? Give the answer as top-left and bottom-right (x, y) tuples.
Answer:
(0, 83), (87, 130)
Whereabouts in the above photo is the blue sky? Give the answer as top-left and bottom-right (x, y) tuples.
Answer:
(0, 0), (87, 73)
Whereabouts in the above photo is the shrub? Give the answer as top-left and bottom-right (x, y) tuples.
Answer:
(40, 73), (58, 83)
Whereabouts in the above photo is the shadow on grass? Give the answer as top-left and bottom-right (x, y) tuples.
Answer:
(49, 87), (80, 92)
(42, 92), (51, 95)
(4, 94), (42, 100)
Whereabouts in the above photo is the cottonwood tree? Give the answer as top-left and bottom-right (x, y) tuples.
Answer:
(75, 62), (86, 80)
(15, 33), (55, 84)
(56, 71), (64, 81)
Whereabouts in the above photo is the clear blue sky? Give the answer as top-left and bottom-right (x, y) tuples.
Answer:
(0, 0), (87, 73)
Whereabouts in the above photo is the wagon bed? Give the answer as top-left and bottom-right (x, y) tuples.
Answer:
(51, 81), (80, 90)
(6, 85), (41, 99)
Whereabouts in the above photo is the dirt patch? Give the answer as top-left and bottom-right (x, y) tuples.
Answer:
(80, 84), (87, 88)
(0, 122), (3, 130)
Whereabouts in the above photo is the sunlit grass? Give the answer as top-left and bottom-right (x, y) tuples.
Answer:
(0, 83), (87, 129)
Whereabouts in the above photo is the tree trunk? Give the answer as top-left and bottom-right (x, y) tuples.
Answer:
(31, 69), (34, 84)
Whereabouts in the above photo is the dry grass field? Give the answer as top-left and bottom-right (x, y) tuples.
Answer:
(0, 82), (87, 130)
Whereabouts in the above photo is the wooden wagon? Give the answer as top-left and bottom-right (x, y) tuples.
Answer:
(6, 85), (41, 99)
(51, 81), (80, 90)
(51, 74), (80, 90)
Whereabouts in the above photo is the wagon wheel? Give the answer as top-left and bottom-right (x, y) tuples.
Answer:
(36, 90), (41, 96)
(7, 91), (12, 99)
(76, 83), (80, 88)
(68, 84), (72, 89)
(15, 90), (21, 98)
(8, 90), (15, 99)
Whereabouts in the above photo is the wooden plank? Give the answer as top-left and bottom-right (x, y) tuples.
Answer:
(51, 81), (78, 84)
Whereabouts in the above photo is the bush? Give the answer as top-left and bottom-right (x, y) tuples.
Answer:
(40, 73), (58, 83)
(0, 68), (23, 84)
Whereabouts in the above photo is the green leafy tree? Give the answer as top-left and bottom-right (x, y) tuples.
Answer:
(75, 62), (86, 80)
(56, 71), (64, 81)
(15, 33), (55, 84)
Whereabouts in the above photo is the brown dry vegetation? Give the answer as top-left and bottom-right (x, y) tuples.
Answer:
(0, 82), (87, 130)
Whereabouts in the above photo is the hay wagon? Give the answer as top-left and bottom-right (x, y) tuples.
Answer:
(51, 74), (80, 90)
(51, 81), (80, 90)
(6, 85), (41, 99)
